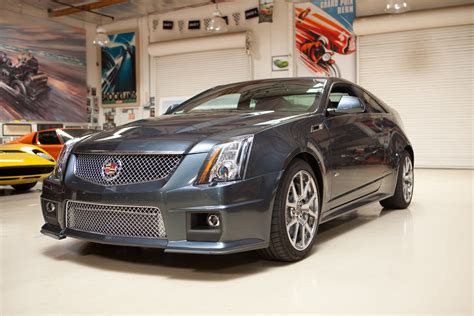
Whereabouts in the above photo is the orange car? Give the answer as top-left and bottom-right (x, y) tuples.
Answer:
(9, 128), (96, 160)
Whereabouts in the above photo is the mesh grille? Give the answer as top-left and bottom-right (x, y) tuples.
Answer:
(66, 201), (167, 239)
(74, 154), (182, 186)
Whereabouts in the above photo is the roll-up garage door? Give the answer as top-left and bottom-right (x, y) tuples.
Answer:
(358, 25), (473, 168)
(153, 48), (250, 99)
(149, 32), (250, 114)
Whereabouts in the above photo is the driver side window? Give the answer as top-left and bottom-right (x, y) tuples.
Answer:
(327, 84), (362, 112)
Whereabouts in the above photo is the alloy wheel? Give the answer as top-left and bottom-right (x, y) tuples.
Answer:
(402, 156), (414, 202)
(285, 170), (319, 251)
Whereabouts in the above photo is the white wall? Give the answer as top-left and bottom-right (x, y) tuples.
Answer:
(92, 0), (293, 124)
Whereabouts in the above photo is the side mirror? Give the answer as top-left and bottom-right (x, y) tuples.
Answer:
(327, 96), (365, 115)
(164, 103), (179, 115)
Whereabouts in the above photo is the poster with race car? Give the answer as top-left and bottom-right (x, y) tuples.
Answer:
(0, 12), (87, 122)
(101, 31), (138, 107)
(295, 0), (356, 81)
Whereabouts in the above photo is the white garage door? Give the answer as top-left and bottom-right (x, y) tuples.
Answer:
(152, 48), (250, 112)
(358, 25), (473, 168)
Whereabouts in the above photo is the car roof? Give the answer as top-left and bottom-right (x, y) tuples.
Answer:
(215, 77), (354, 88)
(37, 128), (93, 133)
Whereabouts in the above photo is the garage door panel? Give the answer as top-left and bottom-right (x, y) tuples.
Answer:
(153, 48), (250, 103)
(359, 25), (473, 168)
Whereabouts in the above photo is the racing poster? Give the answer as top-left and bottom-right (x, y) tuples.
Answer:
(295, 0), (356, 81)
(0, 11), (87, 122)
(101, 31), (138, 106)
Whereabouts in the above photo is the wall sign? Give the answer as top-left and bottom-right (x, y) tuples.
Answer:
(295, 0), (356, 80)
(188, 20), (201, 30)
(163, 20), (174, 30)
(101, 31), (138, 106)
(245, 8), (259, 19)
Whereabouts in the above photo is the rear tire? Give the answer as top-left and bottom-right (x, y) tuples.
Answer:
(12, 182), (37, 191)
(258, 159), (321, 262)
(380, 151), (413, 209)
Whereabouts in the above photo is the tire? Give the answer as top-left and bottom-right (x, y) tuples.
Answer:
(258, 159), (321, 262)
(11, 182), (37, 191)
(380, 151), (414, 209)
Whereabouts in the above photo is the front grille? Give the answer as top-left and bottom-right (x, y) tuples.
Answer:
(74, 154), (182, 186)
(65, 201), (167, 239)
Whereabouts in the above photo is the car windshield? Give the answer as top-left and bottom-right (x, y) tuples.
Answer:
(174, 79), (327, 114)
(58, 129), (95, 142)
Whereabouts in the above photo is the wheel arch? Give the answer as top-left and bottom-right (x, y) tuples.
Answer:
(282, 150), (327, 205)
(405, 145), (414, 164)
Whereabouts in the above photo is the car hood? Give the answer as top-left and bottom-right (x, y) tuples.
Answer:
(0, 144), (56, 167)
(74, 111), (307, 154)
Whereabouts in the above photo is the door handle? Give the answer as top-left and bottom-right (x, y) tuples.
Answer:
(310, 124), (324, 133)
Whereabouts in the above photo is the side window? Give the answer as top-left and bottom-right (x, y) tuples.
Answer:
(37, 131), (61, 145)
(360, 90), (386, 113)
(327, 84), (358, 110)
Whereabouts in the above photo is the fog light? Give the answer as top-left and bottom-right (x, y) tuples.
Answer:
(46, 202), (56, 213)
(207, 214), (220, 228)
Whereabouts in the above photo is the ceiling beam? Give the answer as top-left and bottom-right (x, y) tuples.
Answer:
(49, 0), (127, 17)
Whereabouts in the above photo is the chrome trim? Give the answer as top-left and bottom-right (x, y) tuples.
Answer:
(65, 200), (167, 239)
(73, 150), (185, 155)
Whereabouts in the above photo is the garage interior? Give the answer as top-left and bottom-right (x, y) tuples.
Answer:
(0, 0), (473, 315)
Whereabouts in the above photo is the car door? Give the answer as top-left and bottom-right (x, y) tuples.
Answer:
(324, 83), (386, 209)
(36, 130), (62, 160)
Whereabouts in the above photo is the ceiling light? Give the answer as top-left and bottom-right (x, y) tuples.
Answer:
(93, 26), (109, 47)
(385, 0), (410, 14)
(206, 0), (228, 33)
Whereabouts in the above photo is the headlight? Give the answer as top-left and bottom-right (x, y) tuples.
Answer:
(52, 137), (82, 179)
(197, 135), (254, 184)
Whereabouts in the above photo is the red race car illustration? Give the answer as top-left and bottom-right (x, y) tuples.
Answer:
(295, 6), (356, 77)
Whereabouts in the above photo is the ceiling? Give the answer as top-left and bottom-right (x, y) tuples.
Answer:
(10, 0), (216, 24)
(6, 0), (474, 23)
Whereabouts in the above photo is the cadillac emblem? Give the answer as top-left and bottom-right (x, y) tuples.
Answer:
(101, 158), (122, 181)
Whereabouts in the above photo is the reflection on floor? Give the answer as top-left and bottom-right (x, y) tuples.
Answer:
(0, 169), (472, 314)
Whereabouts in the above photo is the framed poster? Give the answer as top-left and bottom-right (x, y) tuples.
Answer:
(272, 55), (289, 71)
(101, 31), (138, 107)
(295, 1), (356, 81)
(0, 12), (87, 122)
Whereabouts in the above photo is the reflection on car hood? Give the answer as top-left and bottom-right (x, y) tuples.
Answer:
(74, 111), (307, 154)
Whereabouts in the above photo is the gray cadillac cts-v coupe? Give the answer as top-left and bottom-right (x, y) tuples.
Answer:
(40, 77), (414, 261)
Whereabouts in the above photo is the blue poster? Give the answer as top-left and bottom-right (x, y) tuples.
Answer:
(101, 32), (137, 106)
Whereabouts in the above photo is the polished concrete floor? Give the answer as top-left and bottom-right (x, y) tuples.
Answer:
(0, 169), (472, 315)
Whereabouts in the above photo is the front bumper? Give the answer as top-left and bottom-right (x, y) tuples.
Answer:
(40, 153), (280, 254)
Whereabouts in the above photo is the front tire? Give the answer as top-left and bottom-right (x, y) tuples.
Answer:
(380, 151), (414, 209)
(258, 159), (321, 262)
(11, 182), (37, 191)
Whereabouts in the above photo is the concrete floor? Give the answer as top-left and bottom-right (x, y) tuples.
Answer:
(0, 169), (472, 315)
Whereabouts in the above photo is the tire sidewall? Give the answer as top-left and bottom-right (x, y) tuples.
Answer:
(400, 151), (414, 205)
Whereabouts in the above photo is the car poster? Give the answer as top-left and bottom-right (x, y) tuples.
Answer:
(101, 31), (138, 107)
(295, 0), (356, 81)
(0, 11), (87, 122)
